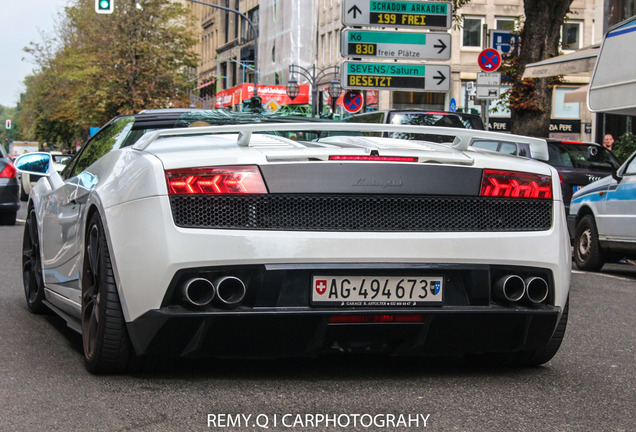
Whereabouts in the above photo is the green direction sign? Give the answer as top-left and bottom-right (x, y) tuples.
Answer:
(342, 0), (452, 30)
(342, 61), (450, 92)
(341, 29), (451, 60)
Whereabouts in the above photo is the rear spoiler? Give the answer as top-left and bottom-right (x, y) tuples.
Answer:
(132, 122), (548, 160)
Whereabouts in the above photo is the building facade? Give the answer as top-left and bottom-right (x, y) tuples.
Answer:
(190, 0), (631, 140)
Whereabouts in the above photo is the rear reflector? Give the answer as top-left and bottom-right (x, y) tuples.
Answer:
(329, 314), (425, 324)
(481, 170), (552, 199)
(166, 166), (267, 195)
(329, 155), (418, 162)
(0, 163), (16, 179)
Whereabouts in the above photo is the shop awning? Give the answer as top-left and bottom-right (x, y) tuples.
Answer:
(522, 45), (599, 79)
(563, 85), (589, 103)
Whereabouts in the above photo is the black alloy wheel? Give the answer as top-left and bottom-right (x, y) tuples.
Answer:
(22, 207), (47, 313)
(81, 213), (134, 373)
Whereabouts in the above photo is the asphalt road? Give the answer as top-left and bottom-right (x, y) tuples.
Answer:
(0, 204), (634, 432)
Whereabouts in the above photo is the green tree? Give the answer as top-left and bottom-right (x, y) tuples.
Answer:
(19, 0), (198, 148)
(614, 133), (636, 163)
(507, 0), (574, 137)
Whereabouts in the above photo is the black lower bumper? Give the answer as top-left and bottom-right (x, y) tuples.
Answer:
(0, 183), (20, 211)
(127, 306), (561, 358)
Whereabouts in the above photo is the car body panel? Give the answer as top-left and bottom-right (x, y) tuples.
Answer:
(15, 112), (571, 363)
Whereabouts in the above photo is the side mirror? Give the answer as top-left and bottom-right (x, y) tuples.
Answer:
(586, 145), (600, 161)
(612, 166), (624, 182)
(14, 153), (52, 176)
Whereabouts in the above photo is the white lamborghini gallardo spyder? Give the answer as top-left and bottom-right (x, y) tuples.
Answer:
(15, 111), (571, 373)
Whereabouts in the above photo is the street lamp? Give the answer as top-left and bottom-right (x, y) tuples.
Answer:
(327, 78), (342, 116)
(286, 64), (341, 117)
(286, 76), (300, 100)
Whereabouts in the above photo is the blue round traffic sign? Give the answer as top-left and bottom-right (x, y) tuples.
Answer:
(343, 90), (364, 113)
(478, 48), (502, 72)
(449, 98), (457, 112)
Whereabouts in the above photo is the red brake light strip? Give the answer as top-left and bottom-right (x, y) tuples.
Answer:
(329, 155), (418, 162)
(329, 314), (425, 324)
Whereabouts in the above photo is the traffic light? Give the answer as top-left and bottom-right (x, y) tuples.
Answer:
(95, 0), (114, 14)
(5, 120), (11, 129)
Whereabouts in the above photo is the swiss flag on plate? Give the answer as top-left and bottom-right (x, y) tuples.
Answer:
(315, 280), (327, 295)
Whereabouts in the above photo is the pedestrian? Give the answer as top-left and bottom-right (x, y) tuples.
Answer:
(603, 133), (615, 151)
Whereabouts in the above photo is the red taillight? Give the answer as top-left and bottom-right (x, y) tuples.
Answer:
(329, 155), (418, 162)
(166, 166), (267, 195)
(480, 170), (552, 199)
(560, 140), (586, 145)
(0, 163), (16, 179)
(329, 314), (425, 324)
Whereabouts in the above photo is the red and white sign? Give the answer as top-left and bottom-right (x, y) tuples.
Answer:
(315, 280), (327, 295)
(478, 48), (502, 72)
(215, 83), (311, 108)
(342, 90), (364, 113)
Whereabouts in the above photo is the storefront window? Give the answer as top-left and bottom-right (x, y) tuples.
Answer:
(553, 87), (580, 119)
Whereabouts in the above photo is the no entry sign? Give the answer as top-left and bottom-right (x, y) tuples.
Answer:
(478, 48), (502, 72)
(343, 90), (364, 113)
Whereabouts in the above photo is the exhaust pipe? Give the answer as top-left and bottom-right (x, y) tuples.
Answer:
(215, 276), (246, 306)
(181, 278), (216, 307)
(493, 275), (526, 303)
(525, 277), (549, 304)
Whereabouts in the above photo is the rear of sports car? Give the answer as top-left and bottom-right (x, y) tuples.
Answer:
(102, 125), (570, 366)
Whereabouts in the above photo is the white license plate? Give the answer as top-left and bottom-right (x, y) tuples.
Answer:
(312, 276), (443, 306)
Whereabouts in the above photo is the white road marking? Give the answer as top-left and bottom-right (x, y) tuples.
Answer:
(571, 269), (634, 282)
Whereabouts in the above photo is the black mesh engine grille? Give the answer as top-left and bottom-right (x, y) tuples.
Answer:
(169, 195), (553, 232)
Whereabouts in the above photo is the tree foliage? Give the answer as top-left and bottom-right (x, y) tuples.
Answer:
(18, 0), (198, 149)
(455, 0), (574, 137)
(507, 0), (574, 137)
(615, 133), (636, 163)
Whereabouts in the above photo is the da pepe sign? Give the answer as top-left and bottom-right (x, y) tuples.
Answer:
(342, 61), (450, 92)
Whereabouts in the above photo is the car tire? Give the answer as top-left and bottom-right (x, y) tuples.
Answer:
(0, 211), (17, 225)
(469, 300), (569, 367)
(22, 207), (47, 313)
(573, 214), (605, 271)
(81, 212), (135, 374)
